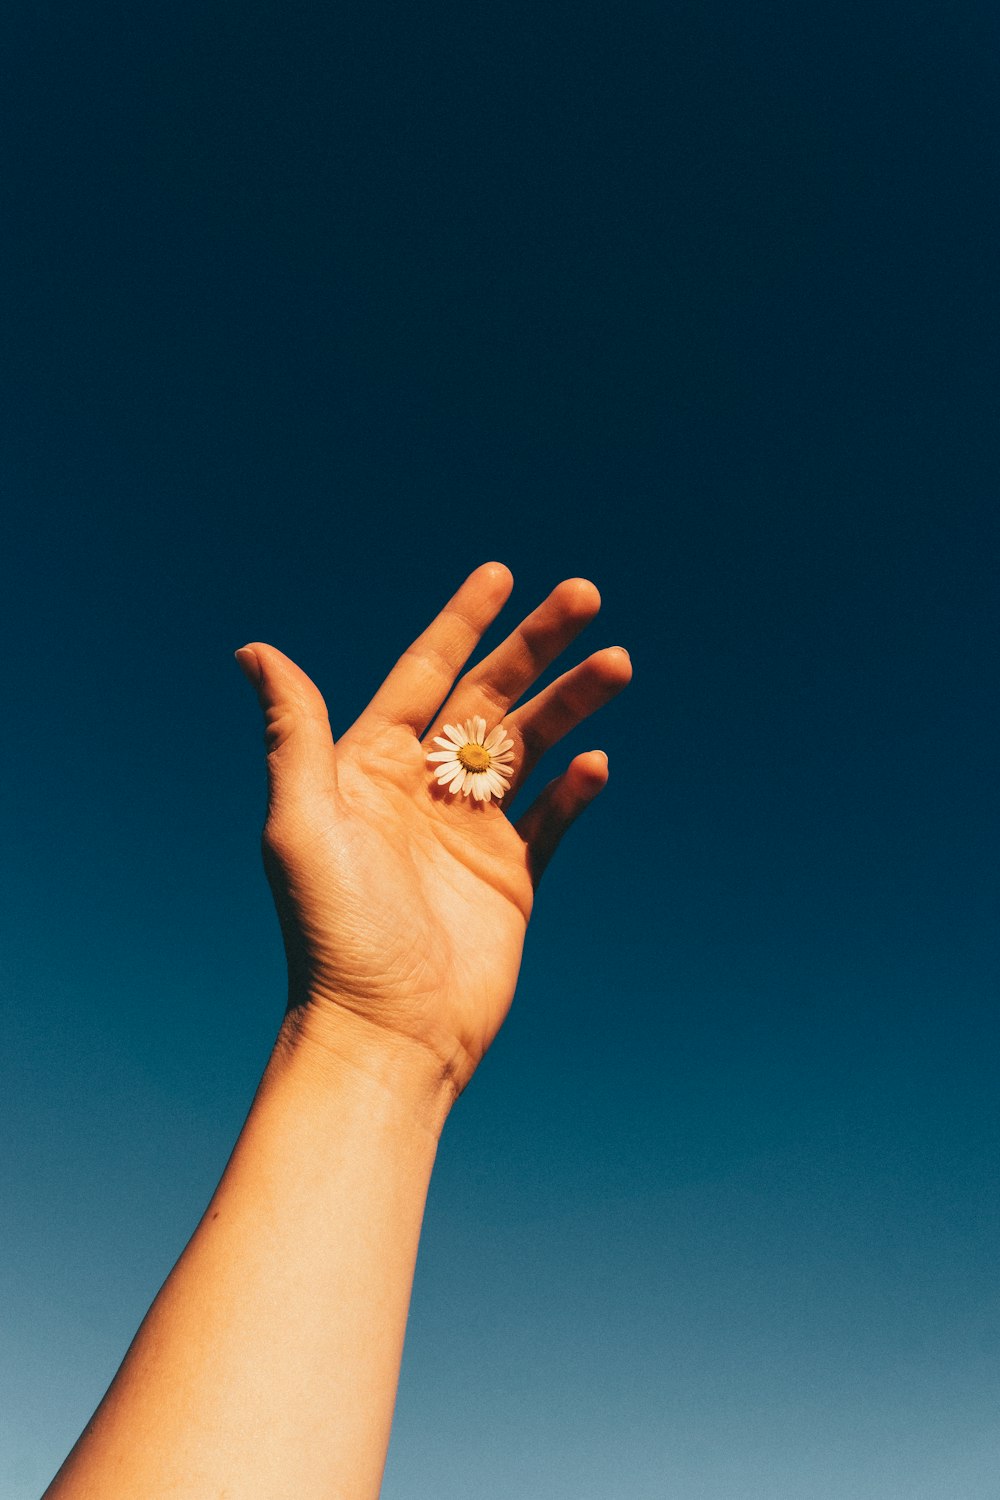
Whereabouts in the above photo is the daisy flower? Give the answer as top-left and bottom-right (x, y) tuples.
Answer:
(427, 716), (516, 803)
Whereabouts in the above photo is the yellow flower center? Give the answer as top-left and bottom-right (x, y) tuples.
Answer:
(457, 743), (491, 773)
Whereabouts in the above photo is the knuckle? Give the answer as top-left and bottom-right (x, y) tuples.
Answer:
(466, 674), (510, 716)
(441, 601), (482, 637)
(513, 719), (546, 765)
(401, 641), (455, 684)
(263, 707), (299, 756)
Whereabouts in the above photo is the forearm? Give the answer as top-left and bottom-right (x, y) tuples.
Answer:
(46, 1009), (455, 1500)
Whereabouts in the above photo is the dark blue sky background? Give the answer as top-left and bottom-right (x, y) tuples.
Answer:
(3, 2), (998, 1495)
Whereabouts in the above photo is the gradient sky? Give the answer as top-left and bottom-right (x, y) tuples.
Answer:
(3, 3), (999, 1496)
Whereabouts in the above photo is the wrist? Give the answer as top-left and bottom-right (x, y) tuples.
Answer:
(272, 999), (460, 1143)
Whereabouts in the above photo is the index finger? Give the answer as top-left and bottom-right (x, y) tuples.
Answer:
(357, 562), (514, 733)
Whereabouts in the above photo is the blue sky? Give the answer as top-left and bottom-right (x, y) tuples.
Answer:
(3, 2), (999, 1495)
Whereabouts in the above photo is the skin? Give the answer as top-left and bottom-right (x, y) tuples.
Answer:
(44, 562), (631, 1500)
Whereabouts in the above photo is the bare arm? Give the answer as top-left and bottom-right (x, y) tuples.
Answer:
(45, 563), (631, 1499)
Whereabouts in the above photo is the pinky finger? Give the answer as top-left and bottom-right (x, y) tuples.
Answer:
(514, 750), (610, 885)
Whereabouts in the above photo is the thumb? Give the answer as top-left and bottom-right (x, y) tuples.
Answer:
(235, 642), (336, 814)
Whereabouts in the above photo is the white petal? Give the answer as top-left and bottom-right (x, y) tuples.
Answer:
(461, 772), (475, 796)
(437, 763), (462, 783)
(448, 769), (466, 794)
(491, 758), (515, 775)
(472, 775), (487, 801)
(443, 724), (466, 746)
(473, 716), (487, 744)
(484, 725), (505, 750)
(433, 735), (460, 750)
(489, 769), (511, 789)
(494, 735), (515, 754)
(427, 749), (459, 763)
(485, 771), (505, 795)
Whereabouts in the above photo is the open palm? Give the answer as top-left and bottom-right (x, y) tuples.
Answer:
(237, 563), (631, 1096)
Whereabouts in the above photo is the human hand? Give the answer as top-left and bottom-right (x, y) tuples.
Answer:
(235, 563), (631, 1102)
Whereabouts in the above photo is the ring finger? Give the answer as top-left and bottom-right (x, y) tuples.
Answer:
(500, 646), (632, 806)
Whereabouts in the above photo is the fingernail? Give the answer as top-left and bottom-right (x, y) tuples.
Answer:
(234, 647), (260, 686)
